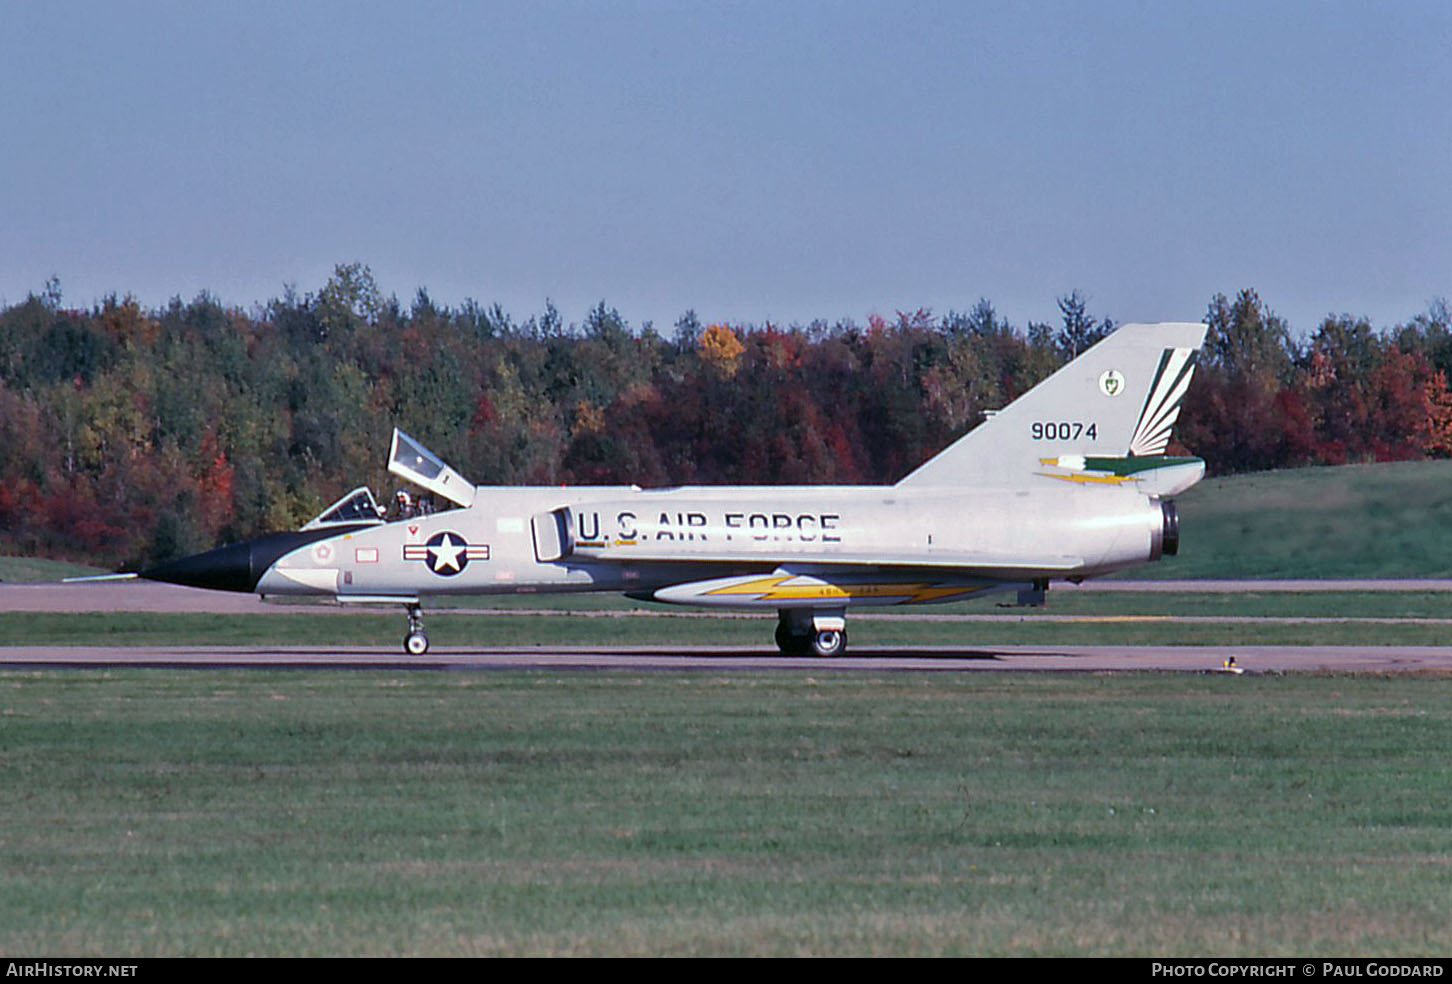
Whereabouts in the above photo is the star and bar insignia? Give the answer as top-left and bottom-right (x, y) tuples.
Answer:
(403, 531), (489, 576)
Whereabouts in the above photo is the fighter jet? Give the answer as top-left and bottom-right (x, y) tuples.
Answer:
(142, 321), (1208, 656)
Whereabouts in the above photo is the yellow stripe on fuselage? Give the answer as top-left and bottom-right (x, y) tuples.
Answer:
(704, 576), (988, 604)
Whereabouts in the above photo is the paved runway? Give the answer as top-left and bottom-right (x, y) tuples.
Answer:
(0, 580), (344, 613)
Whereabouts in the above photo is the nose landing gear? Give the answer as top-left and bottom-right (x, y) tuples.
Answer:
(404, 603), (429, 655)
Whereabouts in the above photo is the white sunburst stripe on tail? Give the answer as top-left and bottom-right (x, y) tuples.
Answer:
(1128, 348), (1197, 456)
(1135, 364), (1195, 450)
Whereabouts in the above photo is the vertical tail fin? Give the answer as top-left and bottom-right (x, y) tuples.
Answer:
(896, 322), (1207, 487)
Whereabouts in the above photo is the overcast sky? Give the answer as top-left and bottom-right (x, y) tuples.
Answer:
(3, 0), (1448, 335)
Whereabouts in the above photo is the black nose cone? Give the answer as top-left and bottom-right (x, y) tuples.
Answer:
(143, 540), (259, 593)
(141, 528), (367, 594)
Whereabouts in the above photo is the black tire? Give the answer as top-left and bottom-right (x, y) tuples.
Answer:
(775, 621), (809, 656)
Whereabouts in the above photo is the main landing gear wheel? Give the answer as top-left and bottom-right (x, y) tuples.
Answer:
(775, 620), (809, 657)
(775, 612), (847, 657)
(810, 628), (846, 658)
(403, 604), (429, 655)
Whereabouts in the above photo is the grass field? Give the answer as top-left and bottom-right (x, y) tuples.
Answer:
(1147, 459), (1452, 579)
(3, 670), (1450, 957)
(5, 461), (1452, 956)
(0, 555), (103, 582)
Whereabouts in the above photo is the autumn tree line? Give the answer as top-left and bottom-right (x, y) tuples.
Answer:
(1, 265), (1449, 569)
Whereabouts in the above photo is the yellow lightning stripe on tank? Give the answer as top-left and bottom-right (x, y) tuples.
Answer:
(703, 576), (988, 604)
(1035, 458), (1134, 485)
(1037, 471), (1133, 485)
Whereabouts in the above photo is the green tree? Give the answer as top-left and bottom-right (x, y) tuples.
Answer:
(1054, 290), (1114, 358)
(1178, 290), (1310, 473)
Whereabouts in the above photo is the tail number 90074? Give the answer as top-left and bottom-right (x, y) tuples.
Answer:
(1030, 421), (1097, 440)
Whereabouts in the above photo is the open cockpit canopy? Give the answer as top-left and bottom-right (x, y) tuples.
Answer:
(388, 429), (476, 508)
(299, 430), (476, 530)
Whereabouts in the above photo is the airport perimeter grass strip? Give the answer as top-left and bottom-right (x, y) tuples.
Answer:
(2, 670), (1450, 956)
(3, 609), (1451, 648)
(1132, 459), (1452, 580)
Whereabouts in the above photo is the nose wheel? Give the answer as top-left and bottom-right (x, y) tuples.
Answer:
(403, 604), (429, 655)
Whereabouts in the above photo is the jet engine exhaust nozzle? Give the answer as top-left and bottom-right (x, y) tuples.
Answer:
(1160, 500), (1180, 558)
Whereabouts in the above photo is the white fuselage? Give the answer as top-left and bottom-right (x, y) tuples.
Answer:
(255, 481), (1167, 608)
